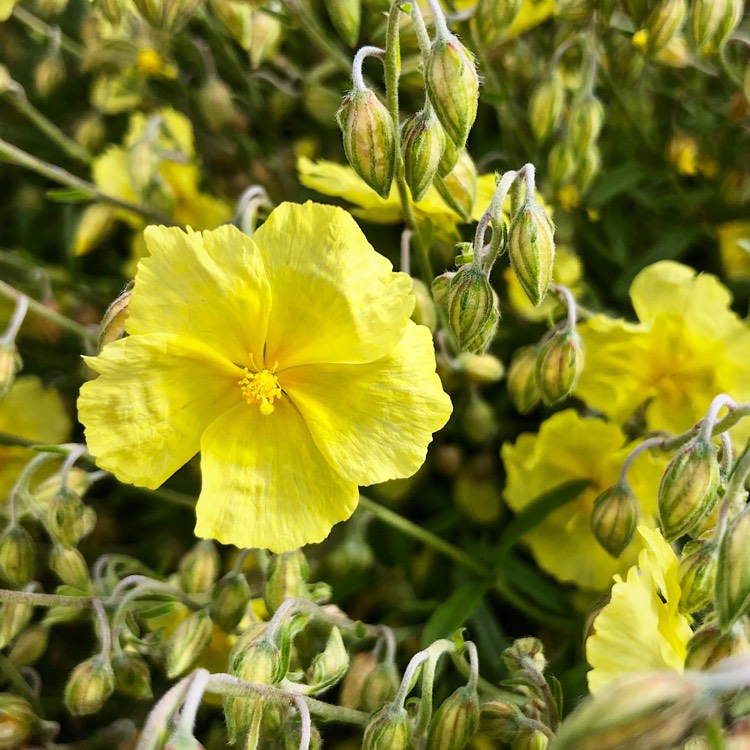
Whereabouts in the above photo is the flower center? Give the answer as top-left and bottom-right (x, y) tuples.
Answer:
(239, 360), (282, 416)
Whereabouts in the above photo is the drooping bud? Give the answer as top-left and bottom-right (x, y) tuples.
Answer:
(431, 271), (455, 308)
(576, 144), (602, 194)
(8, 624), (49, 667)
(590, 482), (640, 558)
(337, 88), (396, 199)
(362, 703), (412, 750)
(507, 346), (541, 414)
(211, 572), (251, 632)
(178, 540), (220, 594)
(507, 200), (556, 306)
(34, 53), (65, 98)
(657, 437), (720, 541)
(198, 77), (237, 132)
(0, 694), (37, 747)
(678, 536), (717, 614)
(402, 108), (446, 202)
(360, 661), (401, 712)
(425, 34), (479, 147)
(309, 627), (349, 691)
(436, 150), (478, 221)
(49, 545), (91, 591)
(568, 94), (605, 152)
(716, 503), (750, 629)
(456, 352), (505, 384)
(691, 0), (743, 57)
(47, 488), (89, 548)
(535, 328), (584, 405)
(685, 622), (750, 670)
(324, 0), (361, 47)
(0, 601), (33, 650)
(0, 343), (22, 398)
(64, 655), (116, 716)
(481, 699), (526, 742)
(264, 549), (310, 614)
(0, 526), (35, 588)
(112, 651), (153, 699)
(637, 0), (687, 57)
(97, 287), (131, 351)
(438, 135), (460, 177)
(426, 684), (479, 750)
(165, 609), (213, 678)
(447, 264), (500, 353)
(411, 279), (438, 332)
(529, 72), (565, 143)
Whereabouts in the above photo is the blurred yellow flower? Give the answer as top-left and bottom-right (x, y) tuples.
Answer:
(78, 202), (452, 552)
(0, 376), (71, 500)
(586, 527), (692, 694)
(453, 0), (555, 38)
(717, 219), (750, 281)
(575, 261), (750, 436)
(500, 410), (665, 590)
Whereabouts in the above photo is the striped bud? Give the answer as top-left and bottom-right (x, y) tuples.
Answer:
(678, 536), (717, 614)
(685, 622), (750, 670)
(590, 482), (640, 558)
(165, 609), (213, 678)
(426, 685), (479, 750)
(8, 624), (49, 667)
(716, 503), (750, 629)
(264, 549), (310, 614)
(447, 265), (500, 353)
(639, 0), (687, 57)
(436, 150), (478, 221)
(425, 34), (479, 147)
(657, 437), (719, 541)
(535, 329), (584, 405)
(360, 661), (401, 712)
(0, 601), (33, 650)
(568, 95), (605, 152)
(97, 287), (131, 351)
(402, 108), (446, 202)
(47, 488), (88, 548)
(178, 540), (220, 594)
(529, 72), (565, 143)
(691, 0), (743, 57)
(0, 694), (37, 747)
(508, 200), (555, 306)
(438, 135), (460, 177)
(64, 655), (115, 716)
(325, 0), (361, 47)
(49, 545), (91, 591)
(113, 651), (153, 699)
(481, 699), (526, 742)
(211, 572), (251, 633)
(547, 141), (576, 188)
(507, 346), (541, 414)
(0, 526), (35, 588)
(431, 271), (455, 308)
(362, 703), (412, 750)
(338, 88), (396, 199)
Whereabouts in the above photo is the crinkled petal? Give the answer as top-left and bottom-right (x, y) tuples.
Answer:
(128, 224), (271, 367)
(281, 322), (452, 486)
(78, 333), (240, 488)
(253, 201), (414, 368)
(195, 400), (359, 552)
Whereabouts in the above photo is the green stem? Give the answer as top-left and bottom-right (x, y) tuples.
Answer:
(12, 5), (85, 58)
(0, 588), (104, 608)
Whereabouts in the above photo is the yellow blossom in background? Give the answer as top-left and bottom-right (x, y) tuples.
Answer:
(574, 261), (750, 436)
(501, 410), (666, 590)
(586, 527), (692, 694)
(0, 376), (71, 500)
(717, 220), (750, 281)
(78, 202), (452, 552)
(452, 0), (555, 38)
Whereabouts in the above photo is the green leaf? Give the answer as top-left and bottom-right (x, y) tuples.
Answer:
(587, 163), (651, 208)
(421, 579), (491, 647)
(499, 554), (576, 618)
(45, 187), (94, 204)
(549, 674), (564, 720)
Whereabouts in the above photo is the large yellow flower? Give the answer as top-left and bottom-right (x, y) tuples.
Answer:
(500, 410), (665, 590)
(574, 261), (750, 436)
(78, 202), (452, 552)
(586, 527), (692, 694)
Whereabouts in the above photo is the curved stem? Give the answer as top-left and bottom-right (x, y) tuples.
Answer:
(394, 649), (430, 707)
(619, 436), (666, 485)
(177, 668), (211, 735)
(414, 639), (456, 735)
(551, 283), (577, 331)
(425, 0), (449, 40)
(92, 599), (112, 659)
(136, 676), (194, 750)
(700, 394), (738, 443)
(351, 46), (385, 90)
(60, 444), (88, 489)
(0, 293), (28, 344)
(8, 452), (57, 525)
(293, 694), (312, 750)
(409, 2), (433, 58)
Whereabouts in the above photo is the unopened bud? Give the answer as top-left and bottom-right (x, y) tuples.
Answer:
(436, 150), (478, 221)
(112, 651), (153, 699)
(529, 72), (565, 143)
(324, 0), (361, 47)
(8, 624), (49, 667)
(49, 545), (91, 591)
(535, 328), (584, 405)
(438, 135), (460, 177)
(0, 601), (33, 650)
(568, 95), (605, 152)
(508, 200), (556, 306)
(691, 0), (743, 57)
(337, 88), (396, 199)
(456, 352), (504, 383)
(411, 279), (438, 332)
(657, 437), (719, 541)
(590, 482), (640, 558)
(132, 0), (199, 30)
(47, 488), (88, 547)
(165, 609), (213, 678)
(360, 661), (401, 712)
(431, 271), (455, 308)
(248, 6), (284, 69)
(447, 264), (500, 353)
(685, 622), (750, 670)
(426, 684), (479, 750)
(481, 699), (526, 742)
(178, 540), (220, 594)
(402, 108), (446, 203)
(310, 627), (349, 689)
(283, 720), (322, 750)
(362, 703), (412, 750)
(717, 503), (750, 628)
(637, 0), (687, 57)
(211, 572), (251, 633)
(507, 346), (541, 414)
(425, 34), (479, 147)
(264, 549), (310, 614)
(473, 0), (521, 44)
(513, 729), (550, 750)
(678, 536), (717, 614)
(96, 0), (124, 24)
(64, 655), (115, 716)
(0, 526), (35, 588)
(198, 77), (237, 132)
(34, 54), (65, 98)
(503, 637), (547, 674)
(0, 343), (22, 399)
(0, 694), (37, 747)
(547, 141), (576, 188)
(97, 287), (131, 351)
(576, 144), (601, 193)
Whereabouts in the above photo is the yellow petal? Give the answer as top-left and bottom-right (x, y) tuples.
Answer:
(282, 322), (452, 485)
(91, 147), (142, 227)
(128, 224), (271, 367)
(253, 202), (414, 368)
(0, 375), (71, 442)
(78, 333), (240, 488)
(195, 399), (359, 552)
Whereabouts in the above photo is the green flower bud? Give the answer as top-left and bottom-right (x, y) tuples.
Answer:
(225, 693), (263, 747)
(47, 488), (88, 548)
(112, 651), (153, 699)
(230, 637), (285, 684)
(0, 343), (22, 399)
(324, 0), (361, 47)
(547, 141), (576, 188)
(411, 279), (438, 332)
(685, 622), (750, 670)
(97, 288), (131, 352)
(425, 34), (479, 147)
(96, 0), (123, 24)
(310, 627), (349, 691)
(165, 609), (213, 678)
(211, 572), (251, 633)
(0, 526), (35, 588)
(438, 135), (460, 177)
(337, 88), (396, 199)
(426, 684), (479, 750)
(198, 77), (237, 133)
(34, 53), (65, 98)
(0, 601), (33, 650)
(264, 549), (310, 614)
(529, 72), (565, 143)
(576, 144), (602, 194)
(639, 0), (687, 57)
(473, 0), (521, 45)
(461, 391), (496, 445)
(515, 729), (549, 750)
(456, 352), (505, 384)
(481, 699), (526, 742)
(132, 0), (199, 30)
(49, 545), (91, 591)
(64, 655), (115, 716)
(436, 150), (478, 221)
(535, 329), (584, 405)
(508, 200), (556, 306)
(360, 661), (401, 712)
(657, 437), (719, 541)
(362, 703), (412, 750)
(248, 7), (284, 70)
(503, 637), (547, 674)
(678, 536), (717, 614)
(0, 693), (37, 748)
(507, 346), (541, 415)
(179, 540), (220, 594)
(590, 482), (640, 558)
(447, 265), (500, 354)
(568, 95), (605, 152)
(8, 624), (49, 668)
(691, 0), (742, 56)
(432, 272), (456, 308)
(402, 108), (446, 203)
(716, 503), (750, 629)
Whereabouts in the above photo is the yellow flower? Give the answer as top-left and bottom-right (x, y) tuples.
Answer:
(78, 202), (452, 552)
(574, 261), (750, 436)
(452, 0), (555, 38)
(717, 220), (750, 281)
(0, 376), (71, 500)
(501, 409), (665, 590)
(586, 527), (692, 694)
(75, 108), (231, 256)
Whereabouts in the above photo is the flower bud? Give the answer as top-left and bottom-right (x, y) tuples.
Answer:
(340, 652), (377, 709)
(691, 0), (743, 56)
(0, 601), (33, 650)
(678, 536), (717, 614)
(508, 200), (555, 306)
(402, 108), (446, 203)
(47, 488), (88, 548)
(8, 624), (49, 667)
(198, 77), (237, 132)
(590, 482), (640, 558)
(49, 545), (91, 591)
(547, 141), (576, 188)
(431, 271), (455, 308)
(178, 540), (220, 594)
(447, 264), (500, 354)
(337, 88), (396, 199)
(362, 703), (412, 750)
(535, 328), (584, 405)
(248, 7), (284, 70)
(165, 609), (213, 678)
(481, 699), (526, 742)
(473, 0), (521, 45)
(637, 0), (687, 57)
(132, 0), (199, 30)
(503, 637), (547, 674)
(507, 346), (541, 414)
(717, 503), (750, 629)
(658, 437), (719, 541)
(34, 54), (65, 98)
(211, 572), (251, 633)
(64, 655), (116, 716)
(310, 627), (349, 690)
(461, 391), (496, 445)
(360, 661), (401, 712)
(283, 720), (322, 750)
(685, 622), (750, 670)
(324, 0), (361, 47)
(112, 651), (153, 699)
(425, 34), (479, 147)
(0, 343), (22, 399)
(97, 287), (131, 351)
(456, 352), (505, 383)
(568, 95), (605, 152)
(411, 279), (438, 332)
(576, 144), (601, 193)
(529, 72), (565, 143)
(513, 729), (550, 750)
(96, 0), (123, 24)
(426, 684), (479, 750)
(436, 150), (478, 221)
(438, 135), (460, 177)
(0, 694), (37, 747)
(554, 672), (711, 750)
(0, 525), (35, 588)
(264, 549), (310, 614)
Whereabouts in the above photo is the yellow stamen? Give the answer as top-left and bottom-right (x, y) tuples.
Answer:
(239, 359), (282, 415)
